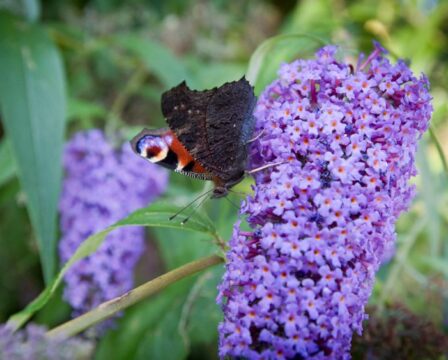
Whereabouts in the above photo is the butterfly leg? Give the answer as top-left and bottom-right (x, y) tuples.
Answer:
(246, 160), (287, 175)
(246, 129), (265, 144)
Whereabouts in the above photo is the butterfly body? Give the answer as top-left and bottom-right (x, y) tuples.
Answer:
(131, 77), (256, 198)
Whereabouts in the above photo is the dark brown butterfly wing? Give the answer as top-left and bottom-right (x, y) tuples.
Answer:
(161, 77), (256, 184)
(161, 81), (216, 170)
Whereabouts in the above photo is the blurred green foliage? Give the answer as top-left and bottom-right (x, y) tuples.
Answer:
(0, 0), (447, 359)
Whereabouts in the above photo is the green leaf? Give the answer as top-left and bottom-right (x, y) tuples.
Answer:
(428, 126), (448, 179)
(246, 33), (326, 94)
(97, 269), (221, 360)
(116, 202), (217, 235)
(154, 226), (217, 270)
(96, 269), (223, 360)
(378, 216), (427, 306)
(417, 256), (448, 278)
(34, 286), (71, 328)
(184, 267), (223, 346)
(67, 97), (107, 124)
(20, 0), (40, 22)
(0, 178), (20, 207)
(0, 0), (40, 22)
(7, 202), (218, 330)
(135, 298), (188, 360)
(417, 140), (442, 256)
(187, 60), (246, 89)
(96, 278), (194, 360)
(154, 186), (237, 269)
(115, 34), (193, 88)
(0, 198), (36, 321)
(0, 12), (66, 282)
(284, 0), (337, 35)
(0, 139), (16, 186)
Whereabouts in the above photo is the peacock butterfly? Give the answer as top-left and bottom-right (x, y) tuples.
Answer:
(131, 77), (257, 198)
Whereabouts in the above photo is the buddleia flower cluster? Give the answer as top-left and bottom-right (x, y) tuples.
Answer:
(0, 324), (93, 360)
(218, 43), (432, 359)
(59, 130), (168, 319)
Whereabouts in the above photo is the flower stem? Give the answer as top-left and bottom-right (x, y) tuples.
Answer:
(377, 217), (426, 310)
(46, 254), (224, 339)
(106, 63), (147, 135)
(429, 126), (448, 178)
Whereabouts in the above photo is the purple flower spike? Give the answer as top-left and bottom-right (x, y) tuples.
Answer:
(59, 130), (168, 321)
(218, 44), (432, 359)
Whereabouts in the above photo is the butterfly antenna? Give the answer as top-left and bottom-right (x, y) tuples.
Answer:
(181, 194), (210, 225)
(246, 129), (265, 144)
(169, 188), (214, 221)
(247, 160), (287, 175)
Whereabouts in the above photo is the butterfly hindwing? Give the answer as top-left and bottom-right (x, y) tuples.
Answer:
(161, 77), (256, 184)
(130, 127), (213, 180)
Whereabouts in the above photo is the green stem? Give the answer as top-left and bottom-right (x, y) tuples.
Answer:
(106, 64), (147, 135)
(378, 217), (426, 310)
(46, 254), (224, 339)
(429, 126), (448, 178)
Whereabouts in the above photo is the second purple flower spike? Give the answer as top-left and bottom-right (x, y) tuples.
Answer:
(59, 130), (168, 323)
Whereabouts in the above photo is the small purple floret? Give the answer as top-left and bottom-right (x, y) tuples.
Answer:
(218, 45), (432, 359)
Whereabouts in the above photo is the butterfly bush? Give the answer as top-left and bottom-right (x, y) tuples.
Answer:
(0, 324), (93, 360)
(59, 130), (168, 319)
(218, 43), (432, 359)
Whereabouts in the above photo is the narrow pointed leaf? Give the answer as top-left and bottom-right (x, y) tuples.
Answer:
(0, 13), (66, 282)
(417, 140), (442, 256)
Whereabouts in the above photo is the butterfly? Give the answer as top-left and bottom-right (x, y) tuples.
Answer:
(131, 77), (257, 199)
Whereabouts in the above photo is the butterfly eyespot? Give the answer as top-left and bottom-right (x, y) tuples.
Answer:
(135, 135), (169, 161)
(136, 137), (149, 154)
(146, 145), (162, 157)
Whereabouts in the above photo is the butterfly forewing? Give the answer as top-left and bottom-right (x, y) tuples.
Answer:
(161, 77), (256, 184)
(162, 81), (214, 164)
